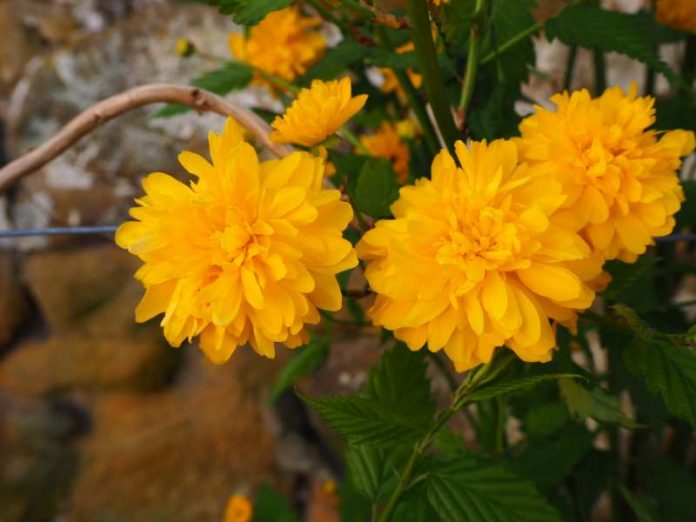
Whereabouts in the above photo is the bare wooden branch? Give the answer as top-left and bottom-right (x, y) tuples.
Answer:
(0, 83), (293, 194)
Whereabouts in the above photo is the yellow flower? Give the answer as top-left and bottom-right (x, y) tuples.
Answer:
(359, 122), (411, 184)
(380, 42), (422, 98)
(116, 119), (357, 363)
(357, 140), (601, 371)
(271, 78), (368, 147)
(518, 86), (695, 262)
(224, 494), (252, 522)
(228, 7), (326, 82)
(656, 0), (696, 33)
(175, 37), (195, 57)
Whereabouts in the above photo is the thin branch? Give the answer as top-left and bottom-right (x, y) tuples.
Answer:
(0, 83), (293, 195)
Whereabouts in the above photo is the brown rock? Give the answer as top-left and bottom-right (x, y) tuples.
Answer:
(64, 350), (285, 522)
(23, 244), (139, 333)
(0, 250), (29, 347)
(0, 331), (175, 395)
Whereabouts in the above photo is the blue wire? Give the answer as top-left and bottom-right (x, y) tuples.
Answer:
(0, 225), (119, 238)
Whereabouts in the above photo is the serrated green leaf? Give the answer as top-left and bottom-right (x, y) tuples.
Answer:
(559, 378), (638, 427)
(461, 373), (582, 405)
(353, 157), (400, 218)
(302, 395), (428, 446)
(619, 485), (659, 522)
(252, 483), (298, 522)
(426, 453), (560, 522)
(603, 255), (659, 302)
(339, 471), (372, 522)
(523, 401), (569, 441)
(642, 458), (696, 521)
(393, 480), (442, 521)
(368, 49), (420, 69)
(302, 345), (434, 446)
(546, 5), (679, 86)
(269, 337), (329, 404)
(624, 337), (696, 427)
(366, 344), (436, 427)
(511, 427), (593, 493)
(345, 445), (390, 500)
(191, 62), (253, 95)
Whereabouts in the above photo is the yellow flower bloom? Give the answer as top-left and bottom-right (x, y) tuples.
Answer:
(380, 42), (422, 98)
(518, 86), (695, 262)
(357, 140), (601, 371)
(359, 122), (411, 184)
(116, 119), (357, 363)
(224, 494), (252, 522)
(656, 0), (696, 33)
(271, 78), (368, 147)
(228, 7), (326, 82)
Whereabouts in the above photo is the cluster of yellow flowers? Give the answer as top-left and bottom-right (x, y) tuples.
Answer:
(118, 77), (693, 370)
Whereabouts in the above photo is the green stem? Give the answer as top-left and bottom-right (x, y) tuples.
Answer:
(340, 127), (369, 154)
(305, 0), (343, 27)
(253, 67), (300, 94)
(377, 361), (499, 521)
(479, 21), (544, 65)
(563, 45), (578, 91)
(593, 48), (606, 95)
(375, 26), (439, 157)
(458, 23), (481, 113)
(406, 0), (459, 153)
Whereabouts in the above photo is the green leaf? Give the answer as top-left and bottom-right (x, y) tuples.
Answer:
(393, 480), (442, 521)
(368, 49), (420, 70)
(523, 401), (569, 441)
(339, 471), (372, 522)
(300, 39), (370, 83)
(252, 483), (298, 522)
(303, 345), (434, 446)
(153, 103), (191, 118)
(624, 337), (696, 427)
(426, 453), (560, 522)
(197, 0), (292, 25)
(302, 395), (428, 446)
(559, 378), (638, 427)
(345, 445), (391, 501)
(153, 63), (253, 118)
(510, 426), (593, 493)
(366, 344), (436, 428)
(619, 485), (659, 522)
(269, 337), (329, 404)
(603, 255), (659, 302)
(462, 373), (582, 405)
(484, 0), (536, 85)
(353, 157), (400, 218)
(191, 62), (253, 95)
(546, 5), (679, 86)
(642, 458), (696, 521)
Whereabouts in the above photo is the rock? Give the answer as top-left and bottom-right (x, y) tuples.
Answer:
(0, 249), (29, 347)
(0, 331), (175, 395)
(0, 391), (83, 522)
(63, 350), (286, 522)
(23, 244), (139, 333)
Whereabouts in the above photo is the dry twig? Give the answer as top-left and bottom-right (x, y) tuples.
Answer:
(0, 83), (292, 194)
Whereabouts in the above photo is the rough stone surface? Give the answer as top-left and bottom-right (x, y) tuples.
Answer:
(0, 331), (174, 395)
(23, 244), (140, 333)
(63, 350), (285, 522)
(0, 250), (29, 347)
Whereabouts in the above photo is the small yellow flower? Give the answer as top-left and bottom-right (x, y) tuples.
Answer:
(518, 85), (695, 262)
(395, 119), (418, 139)
(228, 7), (326, 82)
(656, 0), (696, 33)
(116, 119), (357, 363)
(358, 140), (601, 371)
(175, 37), (195, 57)
(359, 122), (411, 183)
(380, 42), (422, 98)
(224, 494), (252, 522)
(271, 78), (368, 147)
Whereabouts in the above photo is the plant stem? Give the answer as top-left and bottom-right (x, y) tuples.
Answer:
(253, 67), (300, 94)
(593, 48), (606, 95)
(563, 45), (578, 91)
(406, 0), (459, 154)
(338, 0), (408, 28)
(458, 23), (481, 115)
(374, 26), (440, 157)
(479, 21), (544, 65)
(305, 0), (342, 27)
(340, 127), (369, 154)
